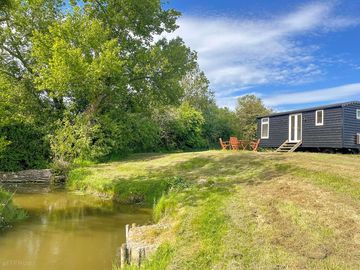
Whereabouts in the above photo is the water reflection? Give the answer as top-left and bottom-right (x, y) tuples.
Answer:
(0, 184), (151, 270)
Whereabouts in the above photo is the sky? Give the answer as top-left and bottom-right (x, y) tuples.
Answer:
(162, 0), (360, 112)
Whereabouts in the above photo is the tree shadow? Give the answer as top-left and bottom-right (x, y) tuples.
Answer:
(134, 152), (291, 208)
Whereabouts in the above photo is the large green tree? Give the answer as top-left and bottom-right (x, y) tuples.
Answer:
(235, 95), (272, 140)
(0, 0), (198, 168)
(1, 0), (250, 169)
(181, 65), (215, 112)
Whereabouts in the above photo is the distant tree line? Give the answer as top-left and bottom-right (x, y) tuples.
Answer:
(0, 0), (271, 171)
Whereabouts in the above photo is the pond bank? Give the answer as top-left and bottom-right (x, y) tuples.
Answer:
(0, 186), (152, 270)
(0, 168), (63, 230)
(68, 151), (360, 270)
(0, 189), (27, 230)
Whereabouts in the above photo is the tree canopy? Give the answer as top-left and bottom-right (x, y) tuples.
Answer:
(235, 95), (272, 140)
(0, 0), (270, 171)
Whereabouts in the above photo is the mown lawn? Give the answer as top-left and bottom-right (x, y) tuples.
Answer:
(69, 151), (360, 269)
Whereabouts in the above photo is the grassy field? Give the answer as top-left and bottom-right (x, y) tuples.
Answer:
(69, 151), (360, 269)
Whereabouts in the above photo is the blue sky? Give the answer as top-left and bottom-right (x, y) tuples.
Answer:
(163, 0), (360, 111)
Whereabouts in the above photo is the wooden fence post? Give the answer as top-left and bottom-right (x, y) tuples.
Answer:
(120, 244), (129, 269)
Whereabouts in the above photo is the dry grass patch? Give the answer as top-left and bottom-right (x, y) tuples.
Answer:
(223, 175), (360, 269)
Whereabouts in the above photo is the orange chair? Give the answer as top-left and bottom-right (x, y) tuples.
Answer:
(219, 138), (230, 150)
(229, 137), (240, 150)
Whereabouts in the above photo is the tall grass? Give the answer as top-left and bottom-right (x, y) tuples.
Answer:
(0, 189), (27, 229)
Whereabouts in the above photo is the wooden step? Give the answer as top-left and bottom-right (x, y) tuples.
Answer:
(276, 140), (302, 153)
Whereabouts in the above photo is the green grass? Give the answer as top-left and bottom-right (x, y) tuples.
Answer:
(68, 151), (360, 269)
(292, 167), (360, 199)
(274, 162), (360, 199)
(0, 189), (27, 230)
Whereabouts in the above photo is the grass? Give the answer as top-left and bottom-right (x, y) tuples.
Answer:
(69, 151), (360, 269)
(0, 188), (27, 230)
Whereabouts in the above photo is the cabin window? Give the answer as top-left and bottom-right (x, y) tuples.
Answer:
(315, 110), (324, 126)
(357, 109), (360, 120)
(261, 118), (269, 139)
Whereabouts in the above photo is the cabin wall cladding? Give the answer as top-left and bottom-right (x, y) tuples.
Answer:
(258, 106), (345, 149)
(0, 169), (53, 183)
(301, 107), (343, 148)
(258, 102), (360, 150)
(343, 104), (360, 149)
(258, 115), (288, 148)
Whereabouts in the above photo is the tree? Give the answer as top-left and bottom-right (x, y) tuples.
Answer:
(0, 0), (12, 9)
(1, 0), (250, 168)
(31, 1), (197, 163)
(0, 0), (199, 168)
(158, 103), (205, 149)
(235, 95), (272, 140)
(202, 105), (238, 147)
(181, 65), (215, 112)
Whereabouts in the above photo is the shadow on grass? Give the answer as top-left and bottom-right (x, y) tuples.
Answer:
(145, 152), (291, 210)
(69, 152), (292, 209)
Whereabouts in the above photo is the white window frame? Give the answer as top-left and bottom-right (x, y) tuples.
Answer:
(315, 110), (324, 126)
(357, 109), (360, 120)
(261, 118), (270, 139)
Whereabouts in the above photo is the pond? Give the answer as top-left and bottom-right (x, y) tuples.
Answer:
(0, 184), (152, 270)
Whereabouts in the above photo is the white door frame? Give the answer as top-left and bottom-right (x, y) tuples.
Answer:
(289, 114), (302, 143)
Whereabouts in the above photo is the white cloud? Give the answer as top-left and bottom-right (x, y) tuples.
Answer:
(161, 2), (359, 106)
(263, 83), (360, 107)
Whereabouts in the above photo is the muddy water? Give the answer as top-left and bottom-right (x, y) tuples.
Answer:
(0, 185), (151, 270)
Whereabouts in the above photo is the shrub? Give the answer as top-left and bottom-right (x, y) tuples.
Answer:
(0, 123), (49, 171)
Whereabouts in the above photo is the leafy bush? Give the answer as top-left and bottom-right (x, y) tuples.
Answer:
(50, 114), (110, 164)
(158, 103), (206, 150)
(0, 123), (49, 171)
(99, 113), (161, 159)
(202, 105), (239, 148)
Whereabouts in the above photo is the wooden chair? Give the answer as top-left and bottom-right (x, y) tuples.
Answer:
(229, 137), (240, 150)
(219, 138), (230, 150)
(250, 139), (261, 152)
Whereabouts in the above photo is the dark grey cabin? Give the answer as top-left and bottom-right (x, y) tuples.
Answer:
(256, 101), (360, 152)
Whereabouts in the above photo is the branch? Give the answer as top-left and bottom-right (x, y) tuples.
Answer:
(4, 21), (33, 74)
(128, 75), (154, 83)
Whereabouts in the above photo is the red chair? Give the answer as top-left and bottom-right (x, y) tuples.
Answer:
(229, 137), (240, 150)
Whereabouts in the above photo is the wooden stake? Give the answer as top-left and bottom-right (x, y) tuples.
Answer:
(138, 247), (146, 267)
(120, 244), (128, 269)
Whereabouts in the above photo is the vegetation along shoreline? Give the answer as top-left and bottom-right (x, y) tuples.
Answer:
(68, 151), (360, 269)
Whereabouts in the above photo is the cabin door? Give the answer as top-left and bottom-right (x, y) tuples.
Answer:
(289, 114), (302, 143)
